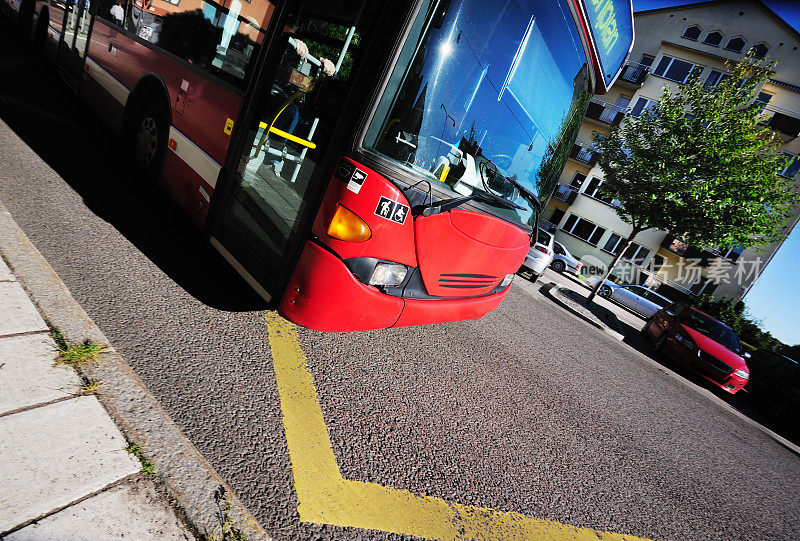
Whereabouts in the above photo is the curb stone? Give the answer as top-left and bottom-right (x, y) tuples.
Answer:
(0, 200), (270, 541)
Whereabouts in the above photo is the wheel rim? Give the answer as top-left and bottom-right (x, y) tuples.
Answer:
(134, 117), (159, 168)
(553, 261), (564, 272)
(599, 285), (610, 297)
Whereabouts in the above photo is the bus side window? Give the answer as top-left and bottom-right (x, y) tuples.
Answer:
(121, 0), (275, 89)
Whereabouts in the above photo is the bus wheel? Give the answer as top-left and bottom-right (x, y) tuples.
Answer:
(34, 10), (48, 56)
(129, 106), (168, 181)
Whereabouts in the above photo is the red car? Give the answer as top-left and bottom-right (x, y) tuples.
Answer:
(644, 302), (750, 394)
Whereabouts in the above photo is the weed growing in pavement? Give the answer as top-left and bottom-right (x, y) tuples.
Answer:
(52, 331), (110, 368)
(206, 486), (247, 541)
(124, 443), (155, 475)
(74, 378), (103, 395)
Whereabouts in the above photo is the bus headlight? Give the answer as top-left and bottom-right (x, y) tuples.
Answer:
(500, 274), (514, 288)
(369, 263), (407, 286)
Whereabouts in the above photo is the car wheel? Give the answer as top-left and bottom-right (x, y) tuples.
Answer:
(598, 284), (612, 298)
(551, 260), (566, 273)
(127, 103), (169, 182)
(654, 332), (667, 353)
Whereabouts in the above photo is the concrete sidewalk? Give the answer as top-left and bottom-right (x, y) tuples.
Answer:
(0, 256), (194, 539)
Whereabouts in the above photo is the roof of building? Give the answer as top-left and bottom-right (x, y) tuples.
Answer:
(634, 0), (800, 44)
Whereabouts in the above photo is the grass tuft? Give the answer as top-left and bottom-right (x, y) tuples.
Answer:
(54, 339), (110, 368)
(125, 443), (155, 475)
(75, 378), (103, 395)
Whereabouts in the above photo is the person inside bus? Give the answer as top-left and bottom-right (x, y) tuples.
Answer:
(109, 0), (125, 26)
(263, 32), (335, 173)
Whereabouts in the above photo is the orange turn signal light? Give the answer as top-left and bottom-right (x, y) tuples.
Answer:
(327, 204), (372, 242)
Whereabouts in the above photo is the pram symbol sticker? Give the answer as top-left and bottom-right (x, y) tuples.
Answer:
(375, 197), (409, 225)
(347, 168), (367, 194)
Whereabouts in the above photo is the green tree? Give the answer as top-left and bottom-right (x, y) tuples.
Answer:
(586, 54), (800, 303)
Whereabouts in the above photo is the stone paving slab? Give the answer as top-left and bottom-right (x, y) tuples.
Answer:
(0, 396), (140, 532)
(5, 476), (193, 541)
(0, 333), (81, 415)
(0, 281), (48, 336)
(0, 256), (13, 281)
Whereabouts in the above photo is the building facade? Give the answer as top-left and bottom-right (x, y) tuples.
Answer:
(541, 0), (800, 302)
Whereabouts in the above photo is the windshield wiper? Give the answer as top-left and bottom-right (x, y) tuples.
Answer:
(415, 191), (524, 217)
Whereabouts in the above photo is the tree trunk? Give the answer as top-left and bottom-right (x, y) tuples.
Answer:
(585, 229), (643, 305)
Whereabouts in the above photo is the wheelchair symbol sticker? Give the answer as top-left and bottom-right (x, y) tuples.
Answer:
(375, 197), (409, 225)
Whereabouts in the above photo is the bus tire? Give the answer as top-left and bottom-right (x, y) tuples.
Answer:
(127, 103), (169, 182)
(34, 9), (48, 56)
(18, 0), (35, 39)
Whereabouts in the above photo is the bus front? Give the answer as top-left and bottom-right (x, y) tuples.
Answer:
(279, 0), (634, 331)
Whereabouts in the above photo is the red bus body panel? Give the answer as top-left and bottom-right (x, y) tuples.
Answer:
(280, 157), (530, 332)
(415, 209), (529, 297)
(280, 241), (405, 332)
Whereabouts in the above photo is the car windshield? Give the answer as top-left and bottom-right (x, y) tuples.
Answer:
(684, 311), (741, 354)
(363, 0), (590, 227)
(537, 228), (553, 246)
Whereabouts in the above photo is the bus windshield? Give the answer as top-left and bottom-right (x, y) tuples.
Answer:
(363, 0), (591, 226)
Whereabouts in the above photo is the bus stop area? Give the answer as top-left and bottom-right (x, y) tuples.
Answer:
(1, 13), (800, 541)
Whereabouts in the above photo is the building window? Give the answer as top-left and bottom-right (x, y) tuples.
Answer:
(602, 235), (650, 264)
(751, 43), (769, 59)
(690, 276), (717, 296)
(561, 215), (606, 246)
(726, 37), (746, 53)
(623, 243), (651, 265)
(549, 208), (565, 226)
(682, 25), (701, 41)
(704, 70), (731, 88)
(703, 31), (723, 47)
(569, 172), (587, 189)
(779, 152), (800, 178)
(715, 246), (744, 263)
(653, 55), (704, 84)
(754, 91), (772, 113)
(583, 177), (617, 205)
(630, 97), (657, 117)
(602, 233), (623, 254)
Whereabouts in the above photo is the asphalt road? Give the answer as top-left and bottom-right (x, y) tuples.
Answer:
(1, 17), (799, 540)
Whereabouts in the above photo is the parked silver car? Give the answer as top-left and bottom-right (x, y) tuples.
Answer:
(550, 241), (582, 275)
(518, 228), (554, 282)
(587, 278), (673, 318)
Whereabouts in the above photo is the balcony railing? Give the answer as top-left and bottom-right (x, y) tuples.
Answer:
(660, 235), (719, 267)
(569, 143), (599, 166)
(759, 104), (800, 139)
(552, 184), (579, 205)
(585, 98), (626, 126)
(617, 62), (651, 86)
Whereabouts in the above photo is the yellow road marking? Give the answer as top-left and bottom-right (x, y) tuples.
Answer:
(266, 313), (652, 540)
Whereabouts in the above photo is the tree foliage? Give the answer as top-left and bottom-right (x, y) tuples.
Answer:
(595, 54), (800, 250)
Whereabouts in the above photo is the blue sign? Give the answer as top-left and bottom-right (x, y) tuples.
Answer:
(581, 0), (634, 89)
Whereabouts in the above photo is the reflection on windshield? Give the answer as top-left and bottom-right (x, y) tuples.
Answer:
(685, 311), (741, 354)
(364, 0), (589, 226)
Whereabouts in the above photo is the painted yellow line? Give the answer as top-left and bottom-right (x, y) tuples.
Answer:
(266, 312), (652, 540)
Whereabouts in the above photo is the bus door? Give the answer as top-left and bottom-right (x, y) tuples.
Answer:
(56, 0), (92, 85)
(208, 0), (375, 299)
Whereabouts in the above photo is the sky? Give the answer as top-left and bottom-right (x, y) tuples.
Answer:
(632, 0), (800, 346)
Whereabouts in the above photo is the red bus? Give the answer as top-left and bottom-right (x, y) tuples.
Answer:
(4, 0), (634, 331)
